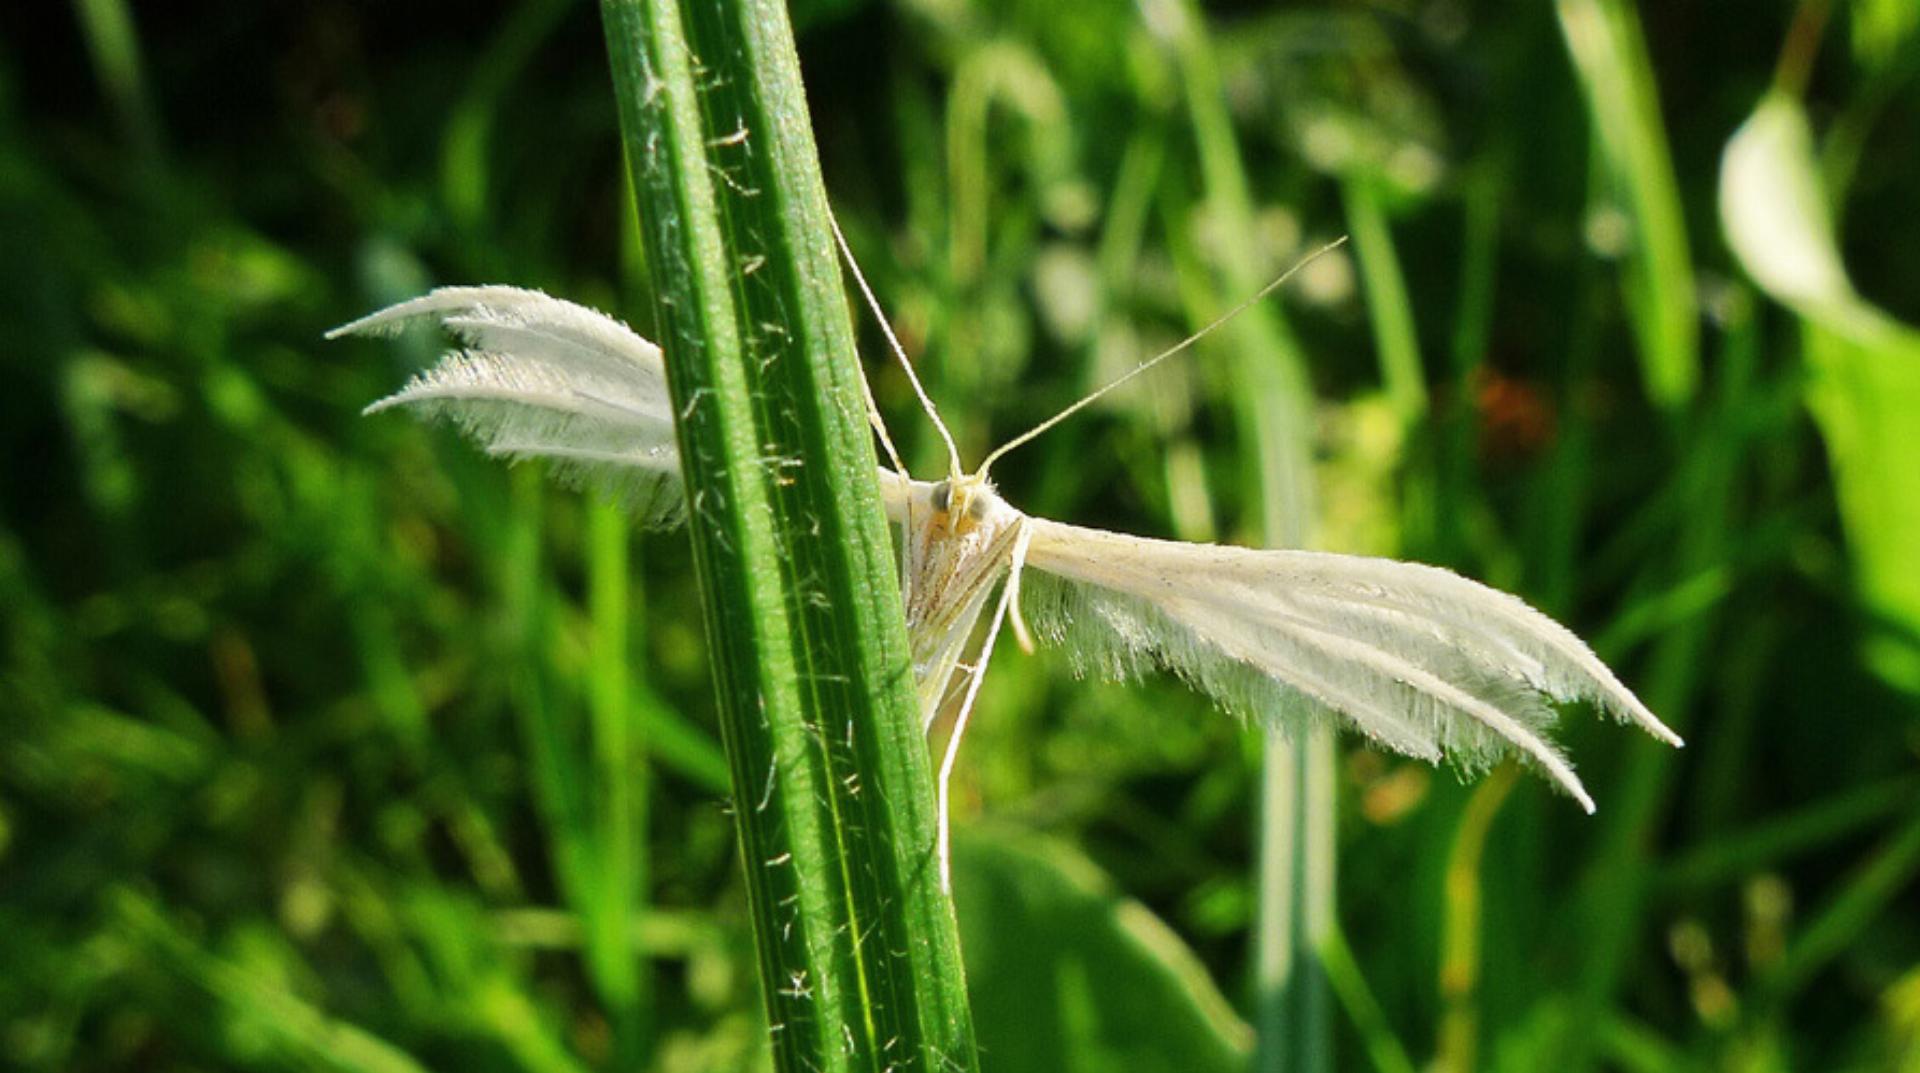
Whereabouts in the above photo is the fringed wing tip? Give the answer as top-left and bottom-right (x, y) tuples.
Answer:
(1493, 745), (1593, 811)
(1639, 705), (1686, 749)
(1020, 519), (1675, 813)
(360, 392), (408, 417)
(1593, 680), (1684, 749)
(325, 303), (416, 340)
(326, 285), (548, 341)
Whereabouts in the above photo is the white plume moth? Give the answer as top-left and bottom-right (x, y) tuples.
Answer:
(334, 231), (1681, 888)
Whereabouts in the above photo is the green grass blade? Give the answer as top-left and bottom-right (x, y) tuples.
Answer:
(438, 0), (575, 235)
(585, 497), (648, 1061)
(955, 830), (1254, 1073)
(598, 1), (978, 1069)
(1435, 765), (1519, 1073)
(1318, 924), (1418, 1073)
(1559, 232), (1757, 1073)
(1342, 174), (1428, 424)
(1660, 777), (1920, 893)
(111, 889), (432, 1073)
(1762, 805), (1920, 999)
(1158, 3), (1333, 1068)
(70, 0), (162, 163)
(1556, 0), (1700, 408)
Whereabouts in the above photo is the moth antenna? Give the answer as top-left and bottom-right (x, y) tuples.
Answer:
(829, 210), (965, 481)
(975, 235), (1349, 477)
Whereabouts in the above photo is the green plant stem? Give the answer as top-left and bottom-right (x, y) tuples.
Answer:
(1435, 764), (1519, 1073)
(1560, 260), (1757, 1071)
(1161, 3), (1331, 1070)
(598, 1), (977, 1069)
(1317, 924), (1417, 1073)
(586, 498), (648, 1063)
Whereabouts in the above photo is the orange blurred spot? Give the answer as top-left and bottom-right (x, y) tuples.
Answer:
(1472, 369), (1557, 461)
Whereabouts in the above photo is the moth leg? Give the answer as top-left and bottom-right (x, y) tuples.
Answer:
(898, 482), (915, 618)
(1003, 521), (1036, 654)
(935, 570), (1017, 893)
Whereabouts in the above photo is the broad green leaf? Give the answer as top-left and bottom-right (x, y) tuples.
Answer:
(953, 829), (1249, 1073)
(1721, 91), (1920, 692)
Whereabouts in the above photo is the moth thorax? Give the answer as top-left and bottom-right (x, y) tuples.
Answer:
(905, 476), (1022, 682)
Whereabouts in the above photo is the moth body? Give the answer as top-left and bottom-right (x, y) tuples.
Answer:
(885, 474), (1027, 724)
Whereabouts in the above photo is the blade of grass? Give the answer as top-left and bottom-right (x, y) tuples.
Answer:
(1342, 174), (1428, 425)
(495, 472), (660, 1067)
(497, 473), (614, 982)
(1659, 776), (1920, 893)
(401, 886), (592, 1073)
(439, 0), (576, 237)
(598, 1), (978, 1069)
(954, 830), (1255, 1073)
(1152, 2), (1332, 1068)
(1430, 161), (1504, 568)
(941, 40), (1071, 442)
(630, 686), (732, 793)
(70, 0), (162, 164)
(585, 496), (648, 1064)
(1761, 805), (1920, 999)
(111, 889), (432, 1073)
(1560, 236), (1758, 1073)
(594, 170), (658, 1064)
(1598, 1013), (1688, 1073)
(1318, 924), (1418, 1073)
(1556, 0), (1700, 409)
(1435, 763), (1519, 1073)
(1524, 152), (1606, 617)
(479, 461), (656, 1065)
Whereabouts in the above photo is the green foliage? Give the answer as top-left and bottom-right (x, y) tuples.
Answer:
(2, 2), (1918, 1072)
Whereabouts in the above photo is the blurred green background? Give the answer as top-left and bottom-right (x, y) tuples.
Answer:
(4, 0), (1919, 1070)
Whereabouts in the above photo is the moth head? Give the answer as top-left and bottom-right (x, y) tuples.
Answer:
(929, 473), (998, 530)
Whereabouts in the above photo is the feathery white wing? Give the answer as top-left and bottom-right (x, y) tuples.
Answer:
(1020, 516), (1682, 810)
(338, 286), (1682, 810)
(332, 286), (686, 526)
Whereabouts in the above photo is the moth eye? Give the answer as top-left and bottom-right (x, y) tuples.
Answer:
(930, 482), (950, 513)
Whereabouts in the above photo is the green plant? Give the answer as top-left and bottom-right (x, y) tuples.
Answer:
(599, 1), (977, 1069)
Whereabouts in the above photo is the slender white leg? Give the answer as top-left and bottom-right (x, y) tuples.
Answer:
(1004, 523), (1035, 653)
(937, 581), (1011, 892)
(898, 485), (916, 620)
(934, 522), (1032, 891)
